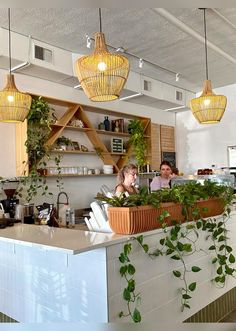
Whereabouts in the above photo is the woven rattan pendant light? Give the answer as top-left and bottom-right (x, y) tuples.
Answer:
(75, 8), (130, 102)
(190, 9), (227, 124)
(0, 8), (32, 122)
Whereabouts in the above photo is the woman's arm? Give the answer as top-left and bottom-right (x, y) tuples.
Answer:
(150, 176), (161, 191)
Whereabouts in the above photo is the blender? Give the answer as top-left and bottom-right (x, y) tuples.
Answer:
(0, 179), (19, 218)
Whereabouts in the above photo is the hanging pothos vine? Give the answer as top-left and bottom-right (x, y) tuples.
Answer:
(107, 183), (236, 323)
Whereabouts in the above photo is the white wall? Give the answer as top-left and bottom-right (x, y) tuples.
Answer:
(0, 69), (175, 208)
(176, 83), (236, 175)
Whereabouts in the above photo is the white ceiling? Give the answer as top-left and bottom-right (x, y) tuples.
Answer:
(1, 8), (236, 93)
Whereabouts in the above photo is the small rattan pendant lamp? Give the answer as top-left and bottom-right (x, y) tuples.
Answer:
(0, 8), (32, 122)
(75, 8), (130, 102)
(190, 8), (227, 124)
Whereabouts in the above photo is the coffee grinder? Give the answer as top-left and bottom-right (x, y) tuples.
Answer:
(1, 179), (19, 218)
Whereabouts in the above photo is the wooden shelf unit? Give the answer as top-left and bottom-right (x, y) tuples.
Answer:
(16, 94), (153, 176)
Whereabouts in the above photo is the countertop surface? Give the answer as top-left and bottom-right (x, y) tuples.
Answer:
(0, 210), (234, 255)
(0, 224), (128, 255)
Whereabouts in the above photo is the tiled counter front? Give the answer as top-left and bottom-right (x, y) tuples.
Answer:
(0, 242), (108, 322)
(0, 214), (236, 323)
(107, 213), (236, 322)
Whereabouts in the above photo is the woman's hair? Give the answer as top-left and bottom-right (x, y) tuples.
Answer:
(160, 160), (172, 170)
(117, 164), (138, 184)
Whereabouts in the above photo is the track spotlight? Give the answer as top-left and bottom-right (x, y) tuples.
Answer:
(139, 58), (143, 69)
(86, 35), (92, 49)
(175, 73), (180, 82)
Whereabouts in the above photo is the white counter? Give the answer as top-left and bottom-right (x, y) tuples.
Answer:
(0, 214), (235, 323)
(0, 223), (127, 254)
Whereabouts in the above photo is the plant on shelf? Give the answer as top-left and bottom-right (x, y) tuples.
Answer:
(54, 136), (73, 150)
(127, 119), (147, 168)
(96, 181), (235, 322)
(17, 96), (59, 203)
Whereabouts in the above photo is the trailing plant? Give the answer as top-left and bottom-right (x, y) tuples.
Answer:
(127, 119), (147, 167)
(108, 181), (235, 322)
(16, 96), (61, 203)
(118, 243), (141, 323)
(26, 96), (54, 168)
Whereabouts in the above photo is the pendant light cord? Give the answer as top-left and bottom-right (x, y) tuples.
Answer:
(203, 8), (209, 80)
(8, 8), (12, 75)
(99, 8), (102, 33)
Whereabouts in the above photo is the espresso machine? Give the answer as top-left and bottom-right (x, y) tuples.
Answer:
(0, 179), (19, 218)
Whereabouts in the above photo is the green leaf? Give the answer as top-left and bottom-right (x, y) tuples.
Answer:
(217, 266), (223, 275)
(225, 265), (234, 275)
(142, 244), (149, 253)
(219, 244), (225, 251)
(188, 282), (197, 292)
(208, 245), (216, 250)
(132, 308), (141, 323)
(173, 270), (181, 278)
(171, 254), (181, 260)
(119, 253), (128, 263)
(160, 238), (165, 246)
(120, 265), (127, 276)
(218, 235), (226, 242)
(183, 303), (191, 309)
(124, 243), (132, 256)
(196, 221), (202, 229)
(212, 257), (217, 264)
(192, 266), (201, 272)
(127, 279), (135, 292)
(136, 235), (143, 245)
(127, 264), (135, 275)
(226, 246), (233, 253)
(182, 294), (192, 299)
(123, 288), (131, 301)
(177, 242), (184, 251)
(229, 254), (236, 264)
(119, 311), (124, 318)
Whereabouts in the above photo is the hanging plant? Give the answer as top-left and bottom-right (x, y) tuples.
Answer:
(17, 96), (58, 203)
(127, 119), (147, 167)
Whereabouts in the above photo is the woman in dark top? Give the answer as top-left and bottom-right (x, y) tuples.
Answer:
(115, 164), (139, 196)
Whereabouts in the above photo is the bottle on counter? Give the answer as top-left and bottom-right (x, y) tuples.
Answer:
(103, 116), (110, 131)
(70, 208), (75, 228)
(65, 208), (71, 228)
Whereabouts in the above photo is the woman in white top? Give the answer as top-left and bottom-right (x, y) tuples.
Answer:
(150, 161), (175, 191)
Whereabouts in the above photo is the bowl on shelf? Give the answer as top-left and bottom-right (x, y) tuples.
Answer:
(103, 165), (113, 174)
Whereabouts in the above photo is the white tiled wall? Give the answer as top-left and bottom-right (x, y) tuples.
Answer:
(0, 243), (108, 322)
(106, 214), (236, 322)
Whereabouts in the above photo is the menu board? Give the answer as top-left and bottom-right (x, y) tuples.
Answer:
(162, 151), (176, 168)
(228, 146), (236, 167)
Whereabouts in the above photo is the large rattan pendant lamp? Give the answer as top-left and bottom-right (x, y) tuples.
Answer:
(0, 8), (32, 122)
(190, 8), (227, 124)
(75, 8), (130, 102)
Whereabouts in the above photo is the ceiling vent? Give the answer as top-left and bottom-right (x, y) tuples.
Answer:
(143, 79), (152, 91)
(34, 44), (53, 63)
(176, 90), (183, 101)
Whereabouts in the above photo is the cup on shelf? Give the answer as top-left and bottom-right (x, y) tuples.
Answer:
(95, 168), (100, 175)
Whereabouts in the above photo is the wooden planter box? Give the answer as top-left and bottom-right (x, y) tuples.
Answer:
(108, 198), (224, 235)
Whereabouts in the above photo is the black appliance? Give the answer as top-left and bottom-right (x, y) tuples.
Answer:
(1, 179), (19, 218)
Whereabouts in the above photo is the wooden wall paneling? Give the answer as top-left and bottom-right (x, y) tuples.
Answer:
(160, 125), (175, 152)
(150, 123), (161, 171)
(15, 120), (28, 176)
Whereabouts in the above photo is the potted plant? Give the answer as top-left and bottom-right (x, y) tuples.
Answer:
(54, 136), (73, 151)
(96, 181), (233, 235)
